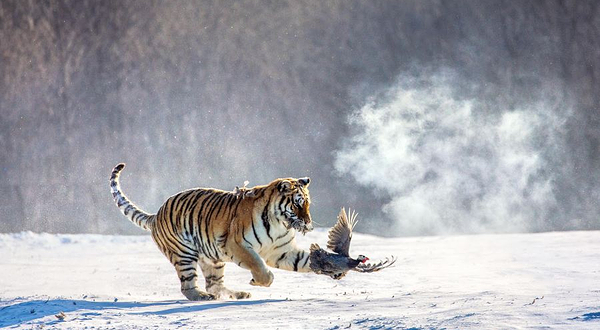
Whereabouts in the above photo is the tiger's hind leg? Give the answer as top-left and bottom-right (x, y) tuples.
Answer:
(199, 258), (251, 300)
(154, 229), (215, 301)
(174, 259), (216, 301)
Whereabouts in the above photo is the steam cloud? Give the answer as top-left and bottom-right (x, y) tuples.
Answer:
(335, 71), (567, 236)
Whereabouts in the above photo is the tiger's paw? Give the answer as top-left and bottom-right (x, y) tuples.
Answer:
(250, 275), (273, 287)
(232, 291), (251, 299)
(249, 269), (274, 287)
(182, 288), (216, 301)
(250, 278), (270, 287)
(212, 288), (252, 300)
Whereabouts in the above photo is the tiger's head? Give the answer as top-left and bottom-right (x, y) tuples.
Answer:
(274, 177), (313, 234)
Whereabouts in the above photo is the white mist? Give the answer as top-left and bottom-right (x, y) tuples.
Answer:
(335, 71), (566, 236)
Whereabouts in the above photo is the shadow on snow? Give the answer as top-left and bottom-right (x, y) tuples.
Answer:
(570, 312), (600, 322)
(130, 299), (287, 315)
(0, 298), (286, 327)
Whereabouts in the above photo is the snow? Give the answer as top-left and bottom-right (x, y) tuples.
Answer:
(1, 230), (599, 329)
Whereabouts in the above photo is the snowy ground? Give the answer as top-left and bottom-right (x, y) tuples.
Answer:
(1, 230), (599, 329)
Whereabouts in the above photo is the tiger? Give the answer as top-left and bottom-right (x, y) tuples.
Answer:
(109, 163), (314, 300)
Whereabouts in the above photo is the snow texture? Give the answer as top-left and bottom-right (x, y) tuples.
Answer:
(1, 230), (599, 329)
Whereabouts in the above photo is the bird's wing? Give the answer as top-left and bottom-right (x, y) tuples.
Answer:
(327, 207), (358, 256)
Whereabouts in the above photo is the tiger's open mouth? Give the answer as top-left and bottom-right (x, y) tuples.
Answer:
(283, 211), (313, 235)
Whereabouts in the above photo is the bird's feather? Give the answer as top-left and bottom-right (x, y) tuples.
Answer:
(327, 208), (358, 256)
(354, 256), (397, 273)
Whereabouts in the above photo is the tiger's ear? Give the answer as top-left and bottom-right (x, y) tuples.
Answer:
(298, 177), (310, 187)
(278, 180), (292, 192)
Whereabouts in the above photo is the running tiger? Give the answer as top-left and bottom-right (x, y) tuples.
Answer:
(109, 163), (314, 300)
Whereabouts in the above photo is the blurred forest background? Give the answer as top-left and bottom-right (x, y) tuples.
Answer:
(1, 0), (600, 236)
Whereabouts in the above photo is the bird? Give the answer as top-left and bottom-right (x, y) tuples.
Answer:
(309, 208), (395, 279)
(309, 243), (368, 279)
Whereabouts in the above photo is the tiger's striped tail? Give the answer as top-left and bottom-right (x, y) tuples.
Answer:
(109, 163), (154, 231)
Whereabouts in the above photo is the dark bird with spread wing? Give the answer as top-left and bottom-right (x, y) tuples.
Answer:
(309, 208), (396, 279)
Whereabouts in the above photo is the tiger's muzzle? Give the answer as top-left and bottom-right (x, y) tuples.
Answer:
(284, 211), (313, 235)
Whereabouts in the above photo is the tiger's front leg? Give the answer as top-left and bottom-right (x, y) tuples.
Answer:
(266, 246), (311, 273)
(228, 242), (274, 287)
